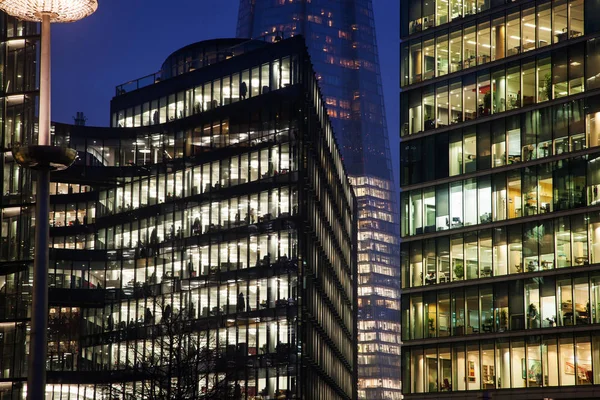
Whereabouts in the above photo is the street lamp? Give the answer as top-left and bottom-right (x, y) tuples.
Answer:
(0, 1), (98, 399)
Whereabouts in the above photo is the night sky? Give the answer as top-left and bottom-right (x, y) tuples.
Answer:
(51, 0), (400, 186)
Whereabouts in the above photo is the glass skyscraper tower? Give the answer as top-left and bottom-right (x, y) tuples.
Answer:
(401, 0), (600, 397)
(237, 2), (401, 399)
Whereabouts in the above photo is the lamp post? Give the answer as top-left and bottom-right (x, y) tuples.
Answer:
(0, 1), (97, 399)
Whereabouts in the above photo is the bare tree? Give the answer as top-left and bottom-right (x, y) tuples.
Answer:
(101, 298), (239, 400)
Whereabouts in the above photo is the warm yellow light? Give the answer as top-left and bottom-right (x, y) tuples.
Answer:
(0, 0), (97, 23)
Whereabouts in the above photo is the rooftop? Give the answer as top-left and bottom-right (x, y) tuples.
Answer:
(115, 38), (269, 95)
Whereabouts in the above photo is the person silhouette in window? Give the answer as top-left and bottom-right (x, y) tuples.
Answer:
(240, 81), (248, 100)
(237, 292), (245, 313)
(163, 304), (172, 321)
(145, 307), (153, 324)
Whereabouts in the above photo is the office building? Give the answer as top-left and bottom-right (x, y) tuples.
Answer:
(237, 2), (401, 399)
(400, 0), (600, 398)
(0, 10), (40, 398)
(0, 36), (357, 399)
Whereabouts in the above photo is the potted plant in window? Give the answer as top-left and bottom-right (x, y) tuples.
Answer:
(544, 73), (552, 101)
(483, 91), (491, 115)
(453, 260), (464, 281)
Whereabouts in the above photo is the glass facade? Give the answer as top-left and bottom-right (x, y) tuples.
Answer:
(237, 2), (401, 398)
(400, 97), (596, 184)
(0, 10), (40, 400)
(401, 0), (585, 86)
(401, 0), (600, 397)
(402, 332), (600, 392)
(0, 37), (357, 399)
(400, 43), (600, 136)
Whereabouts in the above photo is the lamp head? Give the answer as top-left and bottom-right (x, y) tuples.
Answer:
(0, 0), (98, 23)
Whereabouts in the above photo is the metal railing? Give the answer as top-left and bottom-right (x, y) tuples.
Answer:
(114, 38), (270, 96)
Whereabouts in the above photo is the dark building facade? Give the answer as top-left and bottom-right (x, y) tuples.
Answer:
(237, 2), (401, 399)
(0, 36), (357, 399)
(0, 11), (40, 399)
(401, 0), (600, 398)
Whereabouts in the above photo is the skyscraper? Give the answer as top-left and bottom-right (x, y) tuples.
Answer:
(401, 0), (600, 398)
(237, 2), (401, 399)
